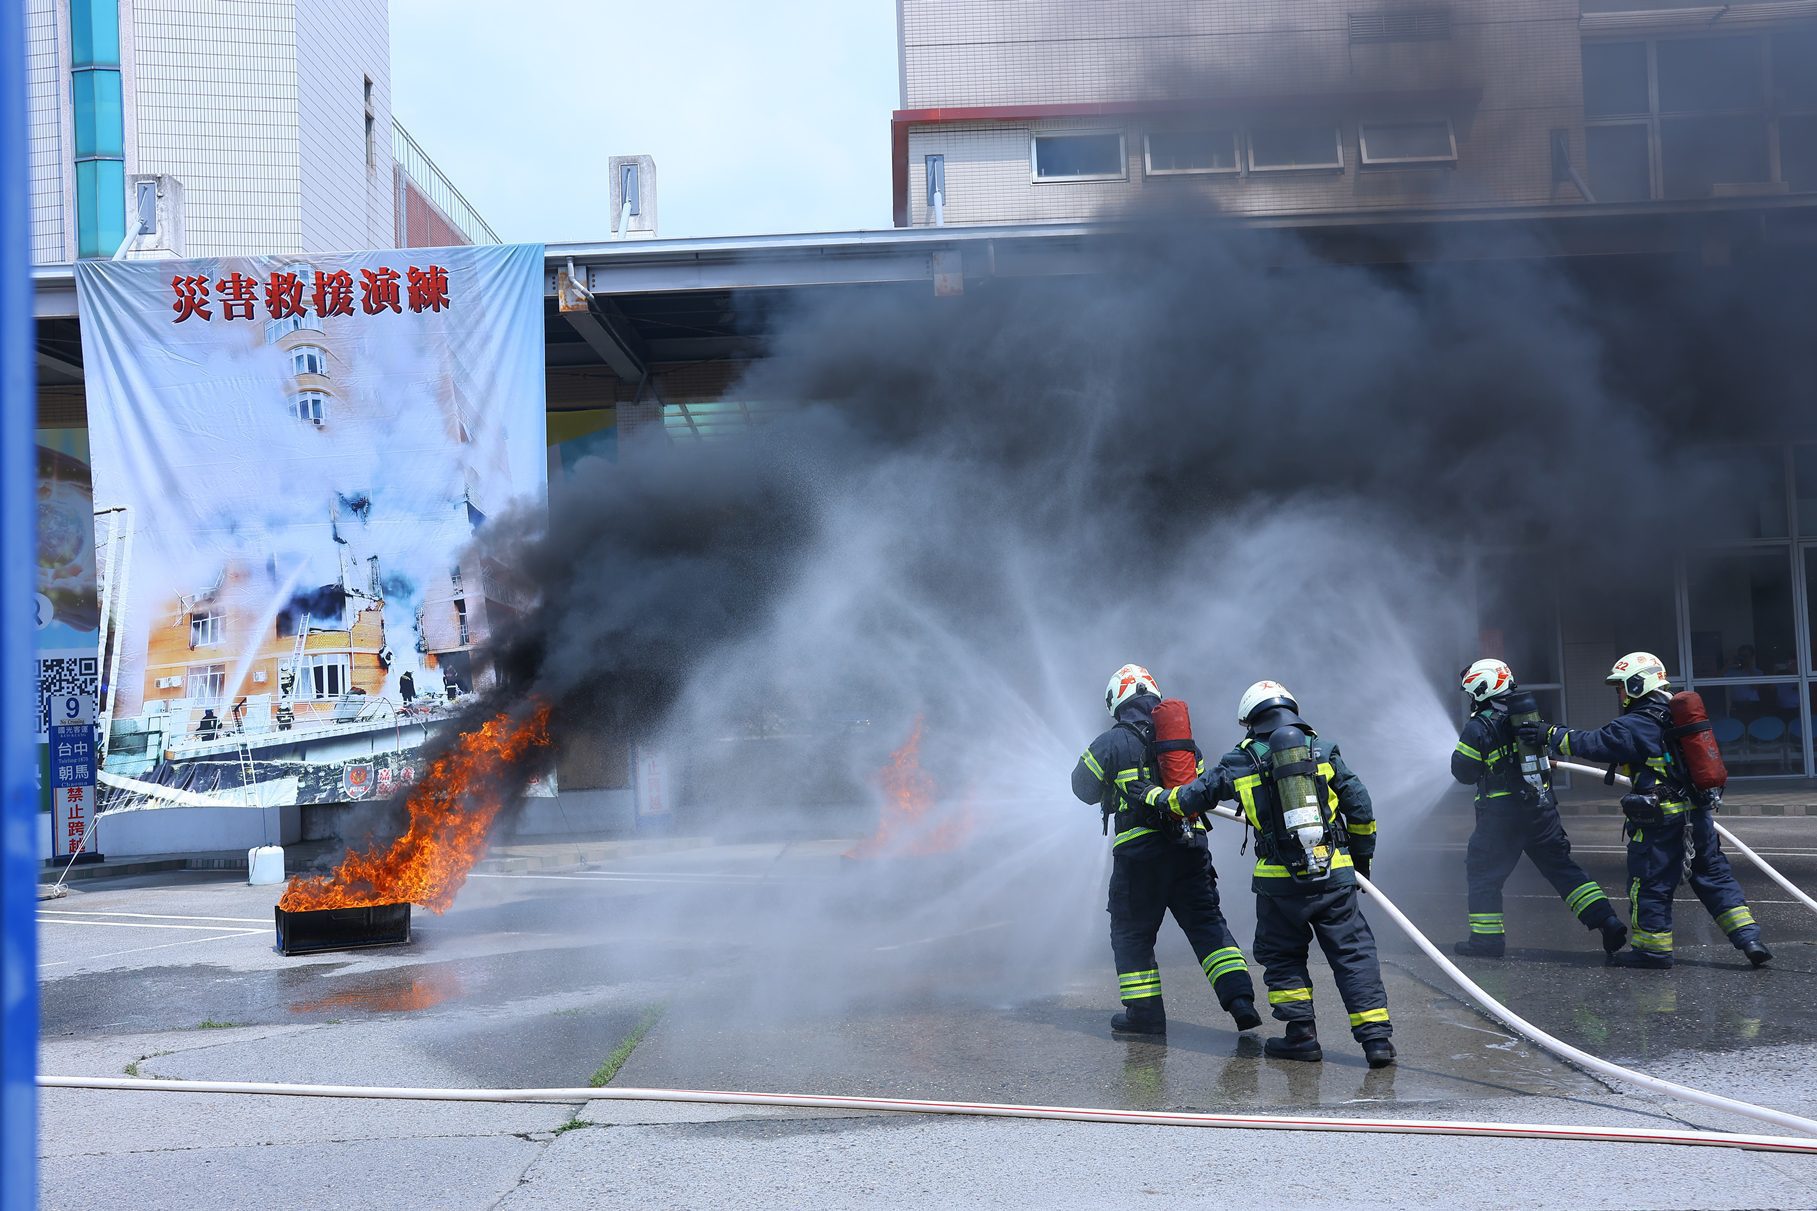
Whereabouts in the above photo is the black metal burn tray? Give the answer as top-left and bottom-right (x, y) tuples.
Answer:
(274, 903), (412, 955)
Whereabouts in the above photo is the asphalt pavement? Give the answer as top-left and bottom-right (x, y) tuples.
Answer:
(34, 803), (1817, 1209)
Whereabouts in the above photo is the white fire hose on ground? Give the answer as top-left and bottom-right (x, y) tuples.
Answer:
(1549, 758), (1817, 916)
(38, 790), (1817, 1154)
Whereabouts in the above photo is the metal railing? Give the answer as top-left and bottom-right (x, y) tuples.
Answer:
(392, 119), (501, 245)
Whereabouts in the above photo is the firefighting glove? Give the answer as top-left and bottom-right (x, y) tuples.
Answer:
(1353, 854), (1372, 881)
(1516, 719), (1555, 750)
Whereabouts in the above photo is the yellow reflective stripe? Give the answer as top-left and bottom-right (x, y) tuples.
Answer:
(1348, 1008), (1390, 1026)
(1267, 987), (1313, 1004)
(1631, 928), (1673, 953)
(1559, 733), (1572, 756)
(1081, 750), (1104, 779)
(1201, 947), (1248, 980)
(1114, 826), (1156, 847)
(1113, 768), (1143, 786)
(1142, 786), (1166, 807)
(1454, 741), (1482, 760)
(1715, 906), (1755, 934)
(1482, 790), (1515, 799)
(1345, 820), (1376, 835)
(1255, 851), (1354, 877)
(1565, 882), (1606, 914)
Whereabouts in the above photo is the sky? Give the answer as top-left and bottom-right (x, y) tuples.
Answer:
(388, 1), (901, 244)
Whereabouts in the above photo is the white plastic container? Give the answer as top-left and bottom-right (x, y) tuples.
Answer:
(247, 845), (286, 886)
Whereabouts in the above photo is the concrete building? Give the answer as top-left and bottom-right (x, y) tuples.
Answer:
(892, 0), (1817, 227)
(26, 0), (494, 263)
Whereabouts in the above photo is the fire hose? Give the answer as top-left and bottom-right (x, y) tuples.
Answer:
(38, 791), (1817, 1153)
(1548, 758), (1817, 916)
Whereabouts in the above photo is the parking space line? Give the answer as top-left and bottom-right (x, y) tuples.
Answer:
(36, 910), (269, 924)
(38, 917), (263, 932)
(39, 929), (265, 969)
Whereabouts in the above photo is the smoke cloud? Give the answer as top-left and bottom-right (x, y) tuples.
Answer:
(451, 206), (1805, 1016)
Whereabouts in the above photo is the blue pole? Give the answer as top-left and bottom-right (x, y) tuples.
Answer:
(0, 0), (39, 1200)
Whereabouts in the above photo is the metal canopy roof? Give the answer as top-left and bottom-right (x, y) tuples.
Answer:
(30, 193), (1817, 388)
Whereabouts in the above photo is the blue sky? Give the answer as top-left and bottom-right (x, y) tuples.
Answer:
(389, 1), (901, 243)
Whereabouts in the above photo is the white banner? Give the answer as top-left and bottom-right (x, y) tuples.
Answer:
(76, 244), (547, 808)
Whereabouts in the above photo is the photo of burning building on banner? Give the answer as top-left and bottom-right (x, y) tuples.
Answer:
(77, 246), (547, 811)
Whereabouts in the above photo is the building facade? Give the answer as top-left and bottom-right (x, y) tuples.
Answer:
(27, 0), (493, 263)
(893, 0), (1817, 227)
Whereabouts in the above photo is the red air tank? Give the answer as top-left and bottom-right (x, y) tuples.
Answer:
(1152, 698), (1199, 789)
(1668, 690), (1728, 793)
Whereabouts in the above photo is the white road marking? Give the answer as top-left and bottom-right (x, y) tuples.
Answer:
(39, 930), (262, 968)
(37, 909), (269, 924)
(38, 917), (261, 932)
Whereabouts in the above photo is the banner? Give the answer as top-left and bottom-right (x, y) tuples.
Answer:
(36, 428), (101, 852)
(76, 245), (547, 808)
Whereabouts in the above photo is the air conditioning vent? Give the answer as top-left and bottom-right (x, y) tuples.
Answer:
(1348, 8), (1451, 44)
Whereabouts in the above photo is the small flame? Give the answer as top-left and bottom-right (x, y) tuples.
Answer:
(279, 705), (551, 914)
(844, 717), (973, 860)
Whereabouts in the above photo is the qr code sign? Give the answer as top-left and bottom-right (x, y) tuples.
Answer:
(37, 656), (98, 740)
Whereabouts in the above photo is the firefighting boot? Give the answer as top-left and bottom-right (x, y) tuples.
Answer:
(1362, 1038), (1396, 1070)
(1744, 941), (1773, 968)
(1228, 997), (1263, 1032)
(1609, 947), (1673, 969)
(1111, 1000), (1166, 1037)
(1263, 1021), (1322, 1062)
(1452, 935), (1506, 959)
(1598, 918), (1629, 955)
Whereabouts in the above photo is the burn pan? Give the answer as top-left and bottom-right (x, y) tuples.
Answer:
(274, 903), (412, 956)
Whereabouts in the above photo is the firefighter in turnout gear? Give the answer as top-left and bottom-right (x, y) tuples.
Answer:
(1137, 681), (1393, 1068)
(1521, 652), (1771, 970)
(1452, 658), (1627, 958)
(1070, 664), (1261, 1038)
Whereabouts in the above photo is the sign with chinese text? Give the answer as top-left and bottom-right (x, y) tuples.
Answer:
(50, 721), (98, 860)
(75, 245), (548, 810)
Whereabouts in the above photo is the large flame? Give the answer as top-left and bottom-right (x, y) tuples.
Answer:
(844, 717), (973, 860)
(279, 705), (551, 913)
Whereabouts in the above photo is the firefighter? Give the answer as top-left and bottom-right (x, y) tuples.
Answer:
(1070, 664), (1261, 1038)
(1521, 652), (1771, 970)
(1138, 681), (1393, 1068)
(1452, 658), (1627, 958)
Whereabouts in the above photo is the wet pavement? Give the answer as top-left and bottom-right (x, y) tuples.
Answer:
(35, 807), (1817, 1208)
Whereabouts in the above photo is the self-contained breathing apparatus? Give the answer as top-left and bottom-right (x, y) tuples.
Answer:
(1506, 690), (1550, 805)
(1247, 724), (1341, 882)
(1611, 692), (1728, 826)
(1100, 701), (1199, 845)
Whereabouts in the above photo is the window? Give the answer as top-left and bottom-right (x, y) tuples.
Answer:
(74, 157), (125, 259)
(291, 346), (327, 377)
(1248, 125), (1343, 171)
(1686, 550), (1797, 680)
(454, 598), (470, 646)
(1797, 445), (1817, 536)
(1702, 446), (1788, 541)
(1804, 547), (1817, 674)
(307, 654), (350, 700)
(290, 391), (328, 426)
(364, 76), (376, 171)
(71, 0), (121, 67)
(1358, 119), (1456, 165)
(1144, 129), (1240, 175)
(1581, 35), (1811, 201)
(1583, 42), (1649, 118)
(1475, 555), (1561, 685)
(189, 610), (222, 649)
(1347, 9), (1450, 45)
(264, 314), (320, 344)
(186, 663), (226, 703)
(71, 69), (124, 158)
(1031, 132), (1126, 181)
(1585, 124), (1651, 201)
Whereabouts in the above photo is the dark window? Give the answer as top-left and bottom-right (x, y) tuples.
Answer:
(1248, 125), (1342, 171)
(1772, 31), (1817, 110)
(1686, 550), (1798, 679)
(1583, 42), (1650, 118)
(1782, 116), (1817, 193)
(1659, 115), (1769, 197)
(1797, 445), (1817, 537)
(1476, 555), (1561, 685)
(1586, 124), (1650, 201)
(1032, 132), (1125, 180)
(1656, 37), (1763, 113)
(1144, 129), (1239, 173)
(1347, 9), (1450, 44)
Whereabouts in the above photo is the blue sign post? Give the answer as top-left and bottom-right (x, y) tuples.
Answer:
(1, 0), (40, 1201)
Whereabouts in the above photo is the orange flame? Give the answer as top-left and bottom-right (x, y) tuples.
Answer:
(844, 717), (973, 860)
(279, 705), (552, 914)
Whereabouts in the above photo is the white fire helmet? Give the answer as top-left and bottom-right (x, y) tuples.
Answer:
(1461, 658), (1516, 704)
(1238, 680), (1299, 726)
(1607, 652), (1671, 701)
(1105, 664), (1160, 715)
